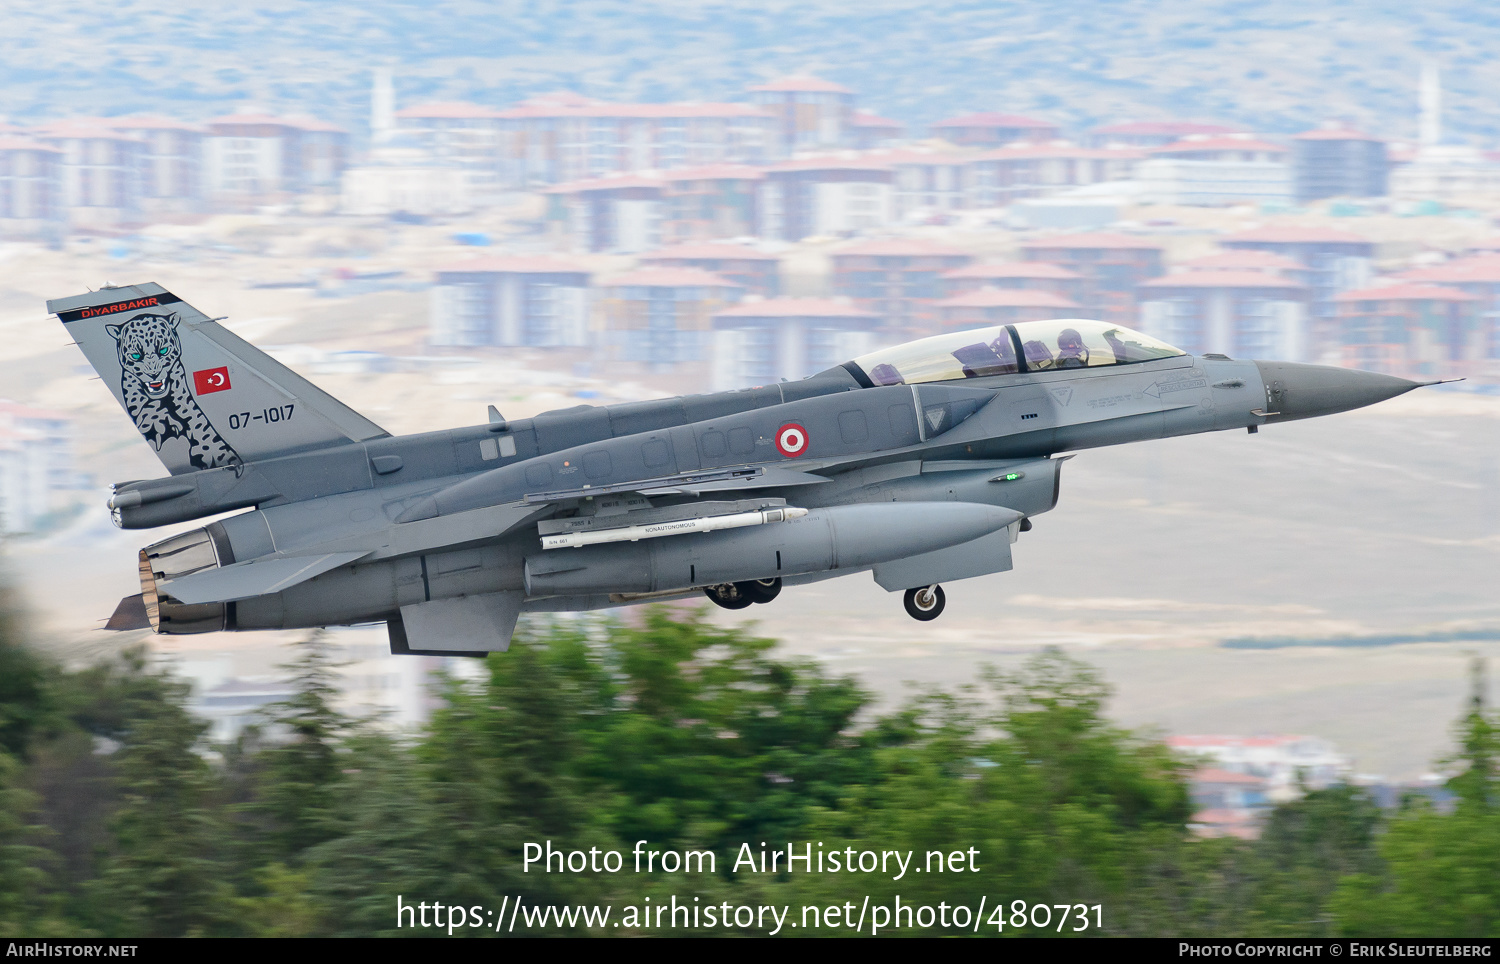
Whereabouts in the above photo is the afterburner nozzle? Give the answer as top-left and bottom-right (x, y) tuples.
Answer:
(1254, 361), (1424, 423)
(137, 528), (230, 634)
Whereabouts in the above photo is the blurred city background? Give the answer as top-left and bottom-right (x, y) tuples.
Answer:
(0, 2), (1496, 933)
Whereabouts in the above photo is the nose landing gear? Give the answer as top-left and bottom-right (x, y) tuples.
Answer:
(705, 577), (782, 610)
(903, 585), (945, 621)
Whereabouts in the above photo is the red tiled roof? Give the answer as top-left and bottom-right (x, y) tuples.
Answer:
(1141, 270), (1307, 290)
(288, 116), (346, 134)
(207, 113), (300, 127)
(931, 112), (1056, 130)
(0, 137), (59, 153)
(851, 111), (903, 130)
(640, 242), (779, 262)
(434, 256), (591, 275)
(979, 144), (1145, 161)
(106, 116), (207, 133)
(602, 267), (743, 289)
(833, 238), (970, 258)
(658, 163), (765, 182)
(518, 91), (601, 108)
(1294, 128), (1383, 142)
(1149, 136), (1288, 155)
(1223, 225), (1372, 245)
(1192, 809), (1261, 826)
(1398, 255), (1500, 284)
(495, 101), (768, 121)
(1021, 231), (1164, 251)
(714, 297), (877, 319)
(208, 113), (346, 133)
(748, 75), (853, 94)
(1335, 282), (1477, 302)
(862, 148), (970, 166)
(1179, 250), (1304, 272)
(396, 101), (505, 120)
(1091, 121), (1242, 138)
(765, 155), (893, 174)
(498, 101), (770, 121)
(937, 288), (1080, 309)
(1194, 768), (1268, 785)
(34, 120), (143, 141)
(943, 262), (1081, 280)
(543, 173), (664, 194)
(1169, 735), (1315, 749)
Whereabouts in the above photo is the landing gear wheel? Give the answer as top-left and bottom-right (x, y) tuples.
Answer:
(705, 583), (754, 610)
(744, 578), (782, 604)
(903, 585), (945, 621)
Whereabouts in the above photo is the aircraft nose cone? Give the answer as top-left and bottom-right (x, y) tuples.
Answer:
(1254, 361), (1422, 423)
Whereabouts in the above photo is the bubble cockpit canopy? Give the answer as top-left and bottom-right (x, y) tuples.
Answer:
(849, 319), (1186, 387)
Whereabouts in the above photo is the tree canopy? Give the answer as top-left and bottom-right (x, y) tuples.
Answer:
(0, 610), (1494, 937)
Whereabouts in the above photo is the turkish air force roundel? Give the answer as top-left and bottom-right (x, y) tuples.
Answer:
(775, 423), (808, 457)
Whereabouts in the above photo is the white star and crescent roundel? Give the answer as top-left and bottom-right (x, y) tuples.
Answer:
(775, 422), (808, 458)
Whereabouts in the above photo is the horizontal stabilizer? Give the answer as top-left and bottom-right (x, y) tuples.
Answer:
(105, 594), (152, 631)
(159, 550), (370, 604)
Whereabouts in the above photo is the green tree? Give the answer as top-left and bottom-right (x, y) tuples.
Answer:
(0, 599), (55, 932)
(576, 609), (874, 853)
(780, 649), (1196, 935)
(251, 631), (353, 860)
(79, 652), (237, 937)
(1447, 658), (1497, 812)
(1238, 786), (1384, 935)
(0, 749), (50, 932)
(0, 599), (48, 758)
(1330, 658), (1500, 937)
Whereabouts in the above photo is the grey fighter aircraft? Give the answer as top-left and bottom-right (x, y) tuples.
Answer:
(51, 283), (1443, 656)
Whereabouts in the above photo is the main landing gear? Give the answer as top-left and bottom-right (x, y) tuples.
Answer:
(903, 585), (945, 621)
(705, 578), (782, 610)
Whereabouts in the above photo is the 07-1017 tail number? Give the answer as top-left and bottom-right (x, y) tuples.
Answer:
(227, 405), (295, 430)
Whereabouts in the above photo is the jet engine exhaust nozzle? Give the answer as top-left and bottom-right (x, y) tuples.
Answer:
(137, 527), (231, 634)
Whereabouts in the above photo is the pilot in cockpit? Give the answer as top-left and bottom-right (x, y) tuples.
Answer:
(950, 330), (1018, 378)
(1055, 327), (1089, 368)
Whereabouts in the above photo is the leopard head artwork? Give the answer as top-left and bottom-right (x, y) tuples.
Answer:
(105, 312), (183, 400)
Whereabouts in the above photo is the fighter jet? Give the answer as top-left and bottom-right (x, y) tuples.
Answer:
(51, 283), (1444, 656)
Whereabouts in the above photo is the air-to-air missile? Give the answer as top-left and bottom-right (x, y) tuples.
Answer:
(50, 283), (1447, 656)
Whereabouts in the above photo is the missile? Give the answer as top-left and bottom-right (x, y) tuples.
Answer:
(541, 506), (809, 549)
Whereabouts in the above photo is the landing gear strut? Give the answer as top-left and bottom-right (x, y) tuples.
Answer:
(705, 577), (782, 610)
(903, 585), (945, 621)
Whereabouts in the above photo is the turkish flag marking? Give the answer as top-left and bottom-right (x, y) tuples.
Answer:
(193, 367), (232, 394)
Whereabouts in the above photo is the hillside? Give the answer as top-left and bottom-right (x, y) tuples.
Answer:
(3, 1), (1499, 144)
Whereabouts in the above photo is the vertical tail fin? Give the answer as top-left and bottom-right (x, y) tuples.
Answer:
(49, 283), (387, 475)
